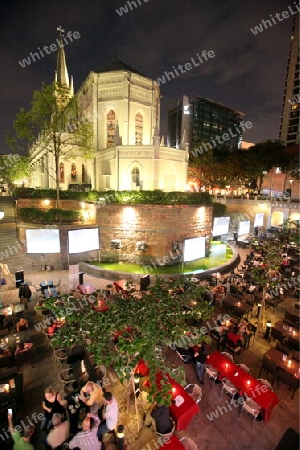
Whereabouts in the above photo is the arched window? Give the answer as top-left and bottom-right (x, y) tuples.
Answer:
(135, 113), (143, 145)
(82, 164), (86, 184)
(131, 167), (140, 187)
(59, 162), (64, 183)
(107, 110), (116, 147)
(71, 163), (77, 181)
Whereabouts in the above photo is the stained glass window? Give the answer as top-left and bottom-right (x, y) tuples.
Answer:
(59, 162), (64, 183)
(107, 110), (116, 147)
(71, 163), (77, 181)
(135, 113), (143, 145)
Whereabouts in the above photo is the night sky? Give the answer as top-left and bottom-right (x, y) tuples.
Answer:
(0, 0), (296, 153)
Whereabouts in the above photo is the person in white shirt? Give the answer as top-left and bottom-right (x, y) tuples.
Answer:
(97, 391), (119, 441)
(46, 413), (70, 449)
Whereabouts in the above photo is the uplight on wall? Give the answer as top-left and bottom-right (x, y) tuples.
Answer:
(0, 211), (4, 220)
(136, 241), (147, 251)
(111, 240), (121, 250)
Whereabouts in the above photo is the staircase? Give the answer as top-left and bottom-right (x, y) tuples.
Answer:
(0, 197), (33, 275)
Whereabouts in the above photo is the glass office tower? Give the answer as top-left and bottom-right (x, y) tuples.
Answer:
(168, 95), (244, 154)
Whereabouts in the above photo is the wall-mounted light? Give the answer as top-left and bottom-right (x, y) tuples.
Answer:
(0, 211), (4, 220)
(136, 241), (147, 251)
(171, 241), (182, 252)
(111, 240), (121, 250)
(43, 199), (50, 206)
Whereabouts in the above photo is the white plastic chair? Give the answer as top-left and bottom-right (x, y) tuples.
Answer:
(184, 383), (202, 405)
(180, 436), (198, 450)
(237, 363), (250, 373)
(221, 351), (234, 362)
(240, 394), (262, 428)
(205, 365), (219, 384)
(221, 378), (238, 400)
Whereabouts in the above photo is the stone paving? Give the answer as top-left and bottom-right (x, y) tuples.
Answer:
(0, 255), (298, 449)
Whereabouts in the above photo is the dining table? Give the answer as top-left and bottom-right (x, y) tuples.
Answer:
(113, 279), (128, 293)
(224, 296), (253, 319)
(273, 321), (299, 350)
(285, 307), (300, 324)
(207, 351), (279, 422)
(160, 435), (185, 449)
(0, 304), (25, 316)
(77, 282), (95, 295)
(264, 347), (300, 377)
(135, 361), (200, 430)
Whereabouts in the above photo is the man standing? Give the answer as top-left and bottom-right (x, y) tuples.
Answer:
(7, 411), (34, 450)
(97, 392), (119, 441)
(194, 343), (209, 384)
(69, 413), (101, 450)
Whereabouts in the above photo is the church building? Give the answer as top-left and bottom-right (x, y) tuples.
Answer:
(29, 36), (188, 192)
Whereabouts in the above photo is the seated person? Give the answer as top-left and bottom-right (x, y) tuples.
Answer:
(16, 317), (28, 333)
(47, 413), (70, 449)
(150, 402), (173, 435)
(238, 318), (251, 347)
(226, 327), (243, 348)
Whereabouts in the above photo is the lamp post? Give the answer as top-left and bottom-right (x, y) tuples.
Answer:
(264, 320), (272, 340)
(117, 424), (124, 450)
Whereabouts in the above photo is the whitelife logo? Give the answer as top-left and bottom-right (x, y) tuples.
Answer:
(156, 51), (215, 86)
(250, 2), (300, 35)
(18, 31), (81, 68)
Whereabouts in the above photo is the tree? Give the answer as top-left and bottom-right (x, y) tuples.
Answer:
(6, 83), (93, 207)
(45, 276), (214, 405)
(0, 154), (30, 188)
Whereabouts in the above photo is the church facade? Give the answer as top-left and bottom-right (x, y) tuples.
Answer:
(29, 43), (188, 192)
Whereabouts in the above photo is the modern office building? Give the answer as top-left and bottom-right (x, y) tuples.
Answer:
(279, 14), (299, 146)
(167, 95), (244, 155)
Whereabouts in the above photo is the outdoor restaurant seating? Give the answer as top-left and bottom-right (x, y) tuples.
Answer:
(240, 393), (262, 428)
(184, 384), (202, 405)
(207, 351), (279, 422)
(275, 343), (290, 356)
(221, 378), (238, 399)
(258, 356), (278, 385)
(276, 369), (299, 400)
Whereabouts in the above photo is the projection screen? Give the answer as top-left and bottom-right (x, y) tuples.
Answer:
(212, 217), (230, 236)
(68, 228), (99, 254)
(183, 237), (205, 262)
(26, 229), (61, 254)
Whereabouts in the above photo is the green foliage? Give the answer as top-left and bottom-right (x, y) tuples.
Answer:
(212, 202), (227, 218)
(6, 82), (94, 204)
(44, 276), (214, 405)
(14, 188), (213, 205)
(19, 208), (82, 223)
(0, 155), (30, 186)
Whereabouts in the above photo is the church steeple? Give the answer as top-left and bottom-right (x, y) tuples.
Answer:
(55, 26), (73, 94)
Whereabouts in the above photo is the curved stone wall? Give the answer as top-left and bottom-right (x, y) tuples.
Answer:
(97, 204), (213, 264)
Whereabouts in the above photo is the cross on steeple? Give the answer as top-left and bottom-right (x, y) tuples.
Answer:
(57, 25), (65, 38)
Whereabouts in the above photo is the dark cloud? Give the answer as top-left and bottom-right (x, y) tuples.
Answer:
(0, 0), (294, 152)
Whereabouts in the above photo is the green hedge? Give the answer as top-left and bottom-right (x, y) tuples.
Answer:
(14, 188), (213, 205)
(19, 208), (83, 223)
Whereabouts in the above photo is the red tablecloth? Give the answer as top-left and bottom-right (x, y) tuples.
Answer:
(169, 381), (200, 430)
(135, 361), (200, 430)
(160, 435), (185, 449)
(207, 351), (279, 422)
